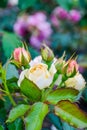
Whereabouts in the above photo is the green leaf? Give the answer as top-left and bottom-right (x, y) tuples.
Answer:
(7, 118), (24, 130)
(62, 122), (76, 130)
(0, 0), (7, 8)
(7, 77), (19, 93)
(0, 125), (4, 130)
(18, 0), (37, 10)
(7, 104), (30, 123)
(20, 78), (41, 101)
(5, 64), (19, 80)
(25, 102), (49, 130)
(56, 0), (73, 10)
(46, 88), (79, 105)
(55, 100), (87, 128)
(2, 32), (22, 58)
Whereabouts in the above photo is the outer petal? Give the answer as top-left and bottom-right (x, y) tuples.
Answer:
(18, 69), (28, 86)
(29, 56), (42, 67)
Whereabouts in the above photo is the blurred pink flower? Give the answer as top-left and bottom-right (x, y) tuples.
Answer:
(27, 12), (52, 48)
(37, 22), (52, 38)
(68, 10), (81, 23)
(27, 12), (46, 28)
(51, 15), (60, 27)
(14, 17), (27, 36)
(30, 35), (42, 49)
(14, 12), (52, 49)
(30, 34), (50, 49)
(53, 7), (68, 20)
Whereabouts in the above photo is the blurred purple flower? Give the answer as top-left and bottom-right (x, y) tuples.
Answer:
(30, 34), (50, 49)
(14, 17), (27, 36)
(37, 22), (52, 38)
(27, 12), (46, 28)
(51, 15), (60, 27)
(27, 12), (52, 48)
(30, 35), (41, 49)
(79, 66), (85, 73)
(14, 12), (52, 49)
(68, 10), (81, 23)
(53, 7), (68, 20)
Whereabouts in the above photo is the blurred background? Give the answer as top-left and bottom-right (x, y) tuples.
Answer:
(0, 0), (87, 129)
(0, 0), (87, 77)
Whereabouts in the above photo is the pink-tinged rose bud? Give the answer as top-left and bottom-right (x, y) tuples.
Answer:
(68, 10), (81, 23)
(66, 60), (79, 76)
(13, 47), (31, 66)
(53, 7), (68, 20)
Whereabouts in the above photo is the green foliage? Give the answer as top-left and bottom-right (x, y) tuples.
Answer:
(46, 88), (79, 104)
(7, 77), (19, 93)
(62, 122), (76, 130)
(7, 118), (24, 130)
(82, 87), (87, 102)
(48, 113), (63, 130)
(28, 46), (39, 59)
(25, 102), (49, 130)
(5, 64), (19, 80)
(0, 0), (7, 8)
(7, 104), (30, 123)
(18, 0), (37, 10)
(55, 100), (87, 128)
(56, 0), (73, 10)
(79, 0), (87, 9)
(20, 78), (41, 101)
(0, 125), (4, 130)
(2, 32), (22, 59)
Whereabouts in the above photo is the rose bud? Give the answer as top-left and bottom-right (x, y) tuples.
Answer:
(55, 59), (65, 73)
(55, 52), (66, 73)
(41, 44), (54, 62)
(13, 47), (31, 67)
(66, 60), (79, 77)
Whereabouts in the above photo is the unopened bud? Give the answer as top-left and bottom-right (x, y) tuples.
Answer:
(41, 44), (54, 62)
(55, 58), (65, 73)
(66, 60), (79, 77)
(55, 52), (66, 72)
(13, 47), (31, 67)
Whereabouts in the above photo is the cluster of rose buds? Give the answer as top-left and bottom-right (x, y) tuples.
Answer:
(12, 45), (86, 91)
(14, 12), (52, 49)
(51, 6), (81, 27)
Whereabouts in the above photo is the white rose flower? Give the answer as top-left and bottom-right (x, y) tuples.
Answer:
(65, 73), (86, 90)
(29, 55), (42, 67)
(18, 62), (57, 90)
